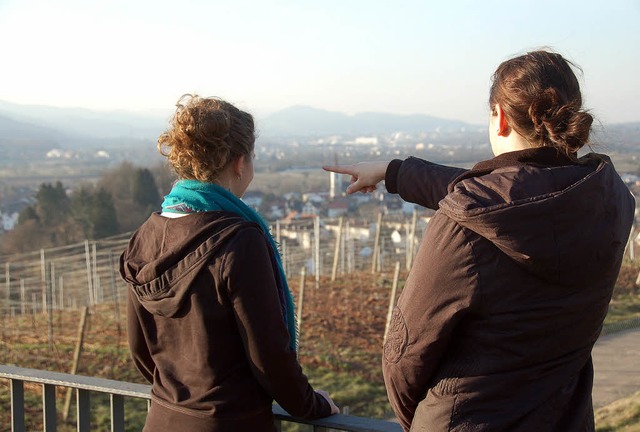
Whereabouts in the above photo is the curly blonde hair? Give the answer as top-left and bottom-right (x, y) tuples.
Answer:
(157, 94), (255, 182)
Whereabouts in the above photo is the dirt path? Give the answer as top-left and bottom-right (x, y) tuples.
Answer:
(592, 327), (640, 408)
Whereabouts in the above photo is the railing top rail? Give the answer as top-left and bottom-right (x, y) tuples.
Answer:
(0, 365), (151, 399)
(272, 405), (402, 432)
(0, 365), (402, 432)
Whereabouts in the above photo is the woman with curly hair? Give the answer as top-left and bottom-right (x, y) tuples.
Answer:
(120, 94), (338, 431)
(325, 50), (635, 431)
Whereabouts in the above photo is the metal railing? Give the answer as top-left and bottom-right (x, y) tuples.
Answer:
(0, 365), (402, 432)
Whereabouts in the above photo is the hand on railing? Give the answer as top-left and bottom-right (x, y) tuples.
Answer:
(316, 389), (340, 415)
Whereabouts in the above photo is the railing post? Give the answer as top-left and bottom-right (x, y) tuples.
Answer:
(10, 379), (25, 432)
(43, 383), (57, 431)
(77, 388), (91, 432)
(110, 394), (125, 432)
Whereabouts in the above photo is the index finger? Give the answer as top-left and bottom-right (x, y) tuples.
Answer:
(322, 164), (355, 175)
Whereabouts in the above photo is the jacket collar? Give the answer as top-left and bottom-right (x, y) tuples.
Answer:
(449, 147), (578, 193)
(473, 147), (577, 171)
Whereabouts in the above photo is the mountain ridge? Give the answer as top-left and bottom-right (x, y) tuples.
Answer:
(0, 99), (638, 149)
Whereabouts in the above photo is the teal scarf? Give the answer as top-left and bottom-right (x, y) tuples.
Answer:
(162, 179), (297, 351)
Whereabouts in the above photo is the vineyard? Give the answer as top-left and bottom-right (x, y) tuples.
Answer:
(1, 214), (639, 431)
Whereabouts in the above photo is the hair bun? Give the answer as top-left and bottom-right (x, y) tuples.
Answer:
(529, 88), (592, 153)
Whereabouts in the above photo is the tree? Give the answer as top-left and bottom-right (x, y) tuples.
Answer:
(150, 162), (176, 197)
(35, 181), (70, 226)
(0, 219), (50, 253)
(99, 162), (161, 232)
(91, 187), (118, 238)
(70, 186), (96, 239)
(132, 168), (161, 208)
(18, 205), (39, 225)
(70, 186), (118, 239)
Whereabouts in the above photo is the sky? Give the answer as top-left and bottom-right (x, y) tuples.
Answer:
(0, 0), (639, 125)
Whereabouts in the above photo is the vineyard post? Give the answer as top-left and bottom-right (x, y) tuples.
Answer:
(92, 243), (99, 303)
(109, 251), (120, 324)
(297, 267), (306, 342)
(4, 262), (9, 318)
(1, 263), (6, 359)
(371, 212), (382, 274)
(378, 238), (384, 273)
(0, 314), (4, 363)
(282, 239), (288, 278)
(48, 262), (54, 351)
(50, 261), (56, 310)
(628, 229), (635, 261)
(384, 261), (401, 343)
(85, 240), (94, 306)
(346, 220), (353, 273)
(109, 250), (123, 364)
(276, 220), (281, 245)
(41, 249), (46, 312)
(340, 218), (346, 275)
(20, 279), (25, 315)
(314, 216), (320, 289)
(59, 276), (64, 310)
(63, 306), (89, 422)
(405, 220), (410, 270)
(331, 217), (344, 281)
(407, 209), (418, 270)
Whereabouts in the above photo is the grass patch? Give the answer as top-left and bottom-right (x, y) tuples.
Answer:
(306, 367), (391, 419)
(279, 366), (393, 431)
(605, 294), (640, 325)
(596, 390), (640, 432)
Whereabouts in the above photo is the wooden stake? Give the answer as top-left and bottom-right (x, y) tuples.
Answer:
(384, 262), (402, 344)
(20, 279), (25, 315)
(297, 267), (306, 341)
(41, 249), (47, 313)
(84, 241), (94, 306)
(63, 306), (89, 422)
(109, 251), (120, 323)
(314, 217), (320, 289)
(4, 262), (10, 318)
(371, 213), (382, 274)
(48, 262), (54, 352)
(331, 217), (344, 281)
(407, 209), (418, 270)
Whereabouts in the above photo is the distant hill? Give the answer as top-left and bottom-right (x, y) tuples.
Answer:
(260, 105), (473, 136)
(0, 100), (168, 149)
(0, 113), (66, 144)
(1, 99), (638, 149)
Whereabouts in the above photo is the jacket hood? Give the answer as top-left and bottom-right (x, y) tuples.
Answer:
(119, 212), (248, 317)
(438, 151), (635, 286)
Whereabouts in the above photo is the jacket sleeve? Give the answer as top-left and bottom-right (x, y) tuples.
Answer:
(126, 288), (155, 384)
(222, 226), (332, 419)
(382, 214), (479, 431)
(385, 157), (468, 210)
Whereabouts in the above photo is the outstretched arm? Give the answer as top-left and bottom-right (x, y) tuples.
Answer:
(323, 161), (390, 194)
(324, 158), (467, 209)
